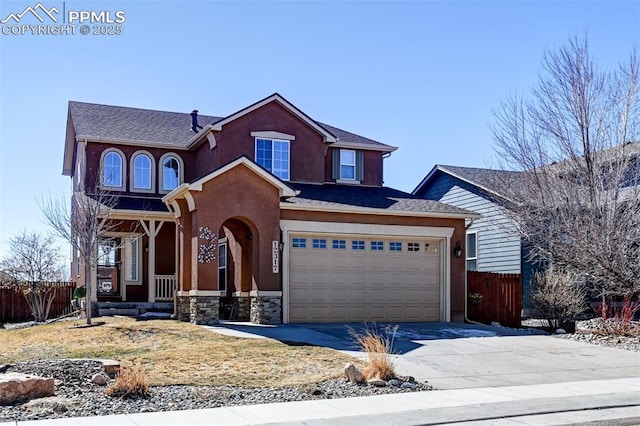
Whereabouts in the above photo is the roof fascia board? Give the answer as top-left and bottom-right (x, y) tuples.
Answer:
(190, 157), (297, 197)
(107, 209), (174, 221)
(438, 166), (511, 200)
(211, 94), (338, 143)
(185, 124), (216, 149)
(331, 141), (398, 153)
(411, 165), (439, 194)
(77, 135), (189, 150)
(62, 108), (76, 176)
(279, 202), (480, 220)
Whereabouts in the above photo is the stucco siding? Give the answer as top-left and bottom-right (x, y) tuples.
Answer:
(419, 172), (521, 274)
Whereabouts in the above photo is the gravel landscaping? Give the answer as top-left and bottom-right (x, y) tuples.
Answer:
(554, 318), (640, 352)
(0, 360), (432, 422)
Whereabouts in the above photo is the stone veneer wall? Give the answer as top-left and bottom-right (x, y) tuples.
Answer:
(188, 296), (219, 325)
(250, 296), (281, 324)
(175, 296), (190, 322)
(231, 296), (251, 321)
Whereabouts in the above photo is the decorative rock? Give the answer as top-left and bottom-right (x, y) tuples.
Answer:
(344, 363), (365, 383)
(91, 374), (108, 386)
(0, 373), (55, 405)
(0, 365), (11, 373)
(555, 328), (566, 334)
(367, 378), (387, 387)
(388, 379), (401, 387)
(401, 381), (415, 389)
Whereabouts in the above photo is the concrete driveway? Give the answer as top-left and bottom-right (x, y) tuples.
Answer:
(206, 321), (640, 390)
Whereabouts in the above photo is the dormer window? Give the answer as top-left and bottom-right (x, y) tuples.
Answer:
(340, 149), (356, 180)
(332, 148), (364, 184)
(255, 138), (290, 181)
(101, 148), (125, 190)
(131, 151), (155, 192)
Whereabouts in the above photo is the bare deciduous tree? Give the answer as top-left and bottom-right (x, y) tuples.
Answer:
(492, 35), (640, 299)
(40, 188), (120, 324)
(530, 269), (589, 330)
(0, 230), (66, 321)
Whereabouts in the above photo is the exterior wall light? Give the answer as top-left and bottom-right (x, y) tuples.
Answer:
(453, 240), (463, 258)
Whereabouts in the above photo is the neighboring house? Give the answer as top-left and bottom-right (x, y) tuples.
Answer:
(412, 165), (538, 310)
(63, 93), (478, 325)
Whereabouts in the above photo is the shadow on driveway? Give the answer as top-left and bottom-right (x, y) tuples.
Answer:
(214, 321), (542, 355)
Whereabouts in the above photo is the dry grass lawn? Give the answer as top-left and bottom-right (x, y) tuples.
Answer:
(0, 317), (360, 387)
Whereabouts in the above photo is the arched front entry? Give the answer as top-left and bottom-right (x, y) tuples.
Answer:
(219, 217), (258, 321)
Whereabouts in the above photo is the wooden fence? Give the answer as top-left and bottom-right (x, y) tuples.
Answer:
(467, 271), (522, 328)
(0, 281), (77, 323)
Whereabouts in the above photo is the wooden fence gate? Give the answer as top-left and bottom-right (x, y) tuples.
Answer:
(467, 271), (522, 328)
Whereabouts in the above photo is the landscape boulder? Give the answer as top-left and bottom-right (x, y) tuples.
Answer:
(91, 373), (108, 386)
(344, 363), (365, 383)
(367, 378), (387, 387)
(0, 372), (55, 405)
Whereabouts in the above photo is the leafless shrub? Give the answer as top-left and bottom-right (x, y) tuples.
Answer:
(348, 323), (397, 380)
(491, 34), (640, 299)
(0, 231), (66, 321)
(594, 296), (640, 336)
(105, 364), (150, 399)
(531, 269), (589, 330)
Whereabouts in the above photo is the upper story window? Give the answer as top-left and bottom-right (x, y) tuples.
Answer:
(101, 148), (125, 190)
(340, 149), (356, 180)
(255, 138), (290, 181)
(332, 148), (364, 183)
(160, 153), (183, 192)
(131, 151), (155, 192)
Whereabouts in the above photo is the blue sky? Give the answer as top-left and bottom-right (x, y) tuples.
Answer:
(0, 0), (638, 262)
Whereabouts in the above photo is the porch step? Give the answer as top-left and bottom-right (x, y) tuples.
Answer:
(99, 308), (140, 317)
(97, 302), (174, 318)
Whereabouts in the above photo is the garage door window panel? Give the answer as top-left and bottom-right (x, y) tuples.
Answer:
(332, 239), (346, 249)
(312, 238), (327, 249)
(292, 237), (307, 248)
(371, 241), (384, 251)
(352, 240), (365, 250)
(389, 242), (402, 252)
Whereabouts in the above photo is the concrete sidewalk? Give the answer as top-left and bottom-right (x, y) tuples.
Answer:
(2, 378), (638, 425)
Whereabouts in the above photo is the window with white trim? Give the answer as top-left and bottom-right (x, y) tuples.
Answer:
(371, 241), (384, 251)
(218, 241), (227, 292)
(389, 242), (402, 252)
(102, 150), (123, 188)
(408, 242), (420, 252)
(332, 239), (346, 249)
(255, 138), (290, 180)
(292, 237), (307, 248)
(312, 238), (327, 249)
(466, 231), (478, 271)
(132, 153), (153, 190)
(161, 155), (181, 191)
(340, 149), (356, 180)
(123, 237), (139, 282)
(352, 240), (365, 250)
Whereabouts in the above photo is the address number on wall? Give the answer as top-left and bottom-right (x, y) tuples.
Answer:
(272, 241), (279, 273)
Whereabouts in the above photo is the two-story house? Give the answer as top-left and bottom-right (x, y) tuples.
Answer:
(63, 93), (478, 324)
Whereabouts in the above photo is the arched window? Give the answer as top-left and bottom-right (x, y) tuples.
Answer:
(102, 150), (124, 188)
(131, 152), (155, 192)
(160, 154), (182, 192)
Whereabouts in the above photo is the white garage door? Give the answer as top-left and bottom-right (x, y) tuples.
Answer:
(288, 235), (442, 322)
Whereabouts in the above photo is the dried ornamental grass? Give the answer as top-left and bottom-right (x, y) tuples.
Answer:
(348, 323), (397, 380)
(105, 364), (150, 398)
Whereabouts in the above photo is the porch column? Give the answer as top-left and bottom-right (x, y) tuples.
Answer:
(148, 220), (156, 303)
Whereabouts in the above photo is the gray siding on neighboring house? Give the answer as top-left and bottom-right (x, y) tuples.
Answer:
(418, 172), (521, 275)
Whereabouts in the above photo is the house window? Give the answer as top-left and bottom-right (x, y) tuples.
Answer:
(256, 138), (290, 181)
(218, 241), (227, 292)
(466, 231), (478, 271)
(332, 239), (346, 249)
(352, 240), (365, 250)
(332, 149), (364, 182)
(102, 150), (124, 188)
(312, 238), (327, 249)
(132, 153), (153, 190)
(371, 241), (384, 251)
(292, 237), (306, 248)
(408, 242), (420, 252)
(340, 149), (356, 180)
(123, 237), (139, 282)
(161, 154), (182, 191)
(389, 242), (402, 252)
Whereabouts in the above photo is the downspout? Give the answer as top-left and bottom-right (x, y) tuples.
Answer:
(463, 218), (484, 325)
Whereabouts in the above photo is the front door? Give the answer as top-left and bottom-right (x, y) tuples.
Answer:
(97, 237), (120, 297)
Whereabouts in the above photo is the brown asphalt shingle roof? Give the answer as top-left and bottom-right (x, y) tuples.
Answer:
(68, 100), (393, 150)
